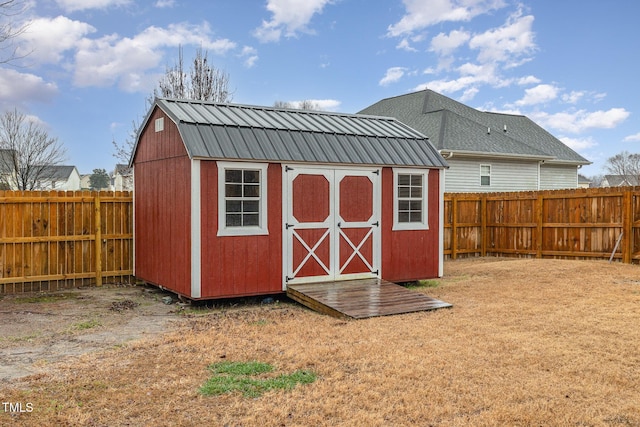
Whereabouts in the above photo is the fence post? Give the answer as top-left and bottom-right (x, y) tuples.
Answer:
(451, 197), (458, 259)
(536, 194), (544, 258)
(622, 189), (632, 264)
(481, 195), (487, 256)
(94, 194), (103, 286)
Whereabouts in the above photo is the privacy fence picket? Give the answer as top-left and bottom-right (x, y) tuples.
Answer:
(445, 187), (640, 264)
(0, 191), (133, 294)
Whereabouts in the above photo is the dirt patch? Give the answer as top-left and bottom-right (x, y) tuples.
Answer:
(0, 284), (180, 382)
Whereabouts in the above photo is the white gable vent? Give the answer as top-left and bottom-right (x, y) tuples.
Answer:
(155, 117), (164, 132)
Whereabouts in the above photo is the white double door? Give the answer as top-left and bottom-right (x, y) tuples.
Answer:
(284, 166), (381, 285)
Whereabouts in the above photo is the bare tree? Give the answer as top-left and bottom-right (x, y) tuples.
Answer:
(114, 46), (233, 163)
(154, 45), (233, 102)
(273, 100), (323, 111)
(605, 151), (640, 184)
(0, 0), (29, 64)
(0, 109), (66, 190)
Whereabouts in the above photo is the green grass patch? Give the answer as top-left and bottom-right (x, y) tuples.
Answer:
(14, 293), (79, 304)
(200, 361), (316, 398)
(72, 319), (101, 330)
(405, 279), (440, 290)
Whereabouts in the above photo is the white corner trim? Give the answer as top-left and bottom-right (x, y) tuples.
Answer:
(438, 169), (444, 278)
(191, 159), (202, 298)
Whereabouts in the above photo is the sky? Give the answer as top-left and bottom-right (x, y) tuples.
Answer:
(2, 0), (639, 178)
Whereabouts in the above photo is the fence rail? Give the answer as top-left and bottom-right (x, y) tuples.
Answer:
(0, 190), (133, 294)
(444, 186), (640, 263)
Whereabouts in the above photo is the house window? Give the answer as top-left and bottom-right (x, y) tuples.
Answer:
(480, 164), (491, 186)
(393, 168), (428, 230)
(217, 162), (268, 236)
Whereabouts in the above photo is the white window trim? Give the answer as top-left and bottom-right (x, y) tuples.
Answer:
(480, 164), (491, 186)
(217, 161), (268, 236)
(392, 168), (429, 231)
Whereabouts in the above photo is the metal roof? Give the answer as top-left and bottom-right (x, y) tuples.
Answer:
(149, 98), (448, 168)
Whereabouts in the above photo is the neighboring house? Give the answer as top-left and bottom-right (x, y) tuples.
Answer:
(577, 174), (592, 189)
(112, 164), (133, 191)
(359, 90), (591, 193)
(80, 174), (92, 190)
(602, 175), (640, 187)
(131, 98), (448, 300)
(35, 165), (81, 191)
(0, 149), (16, 189)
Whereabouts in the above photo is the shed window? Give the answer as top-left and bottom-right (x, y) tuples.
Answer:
(480, 164), (491, 186)
(218, 162), (268, 236)
(393, 168), (429, 231)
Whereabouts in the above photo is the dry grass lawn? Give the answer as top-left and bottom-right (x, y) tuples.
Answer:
(2, 257), (640, 426)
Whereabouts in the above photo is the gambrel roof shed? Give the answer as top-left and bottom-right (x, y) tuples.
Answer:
(132, 98), (448, 168)
(131, 98), (448, 301)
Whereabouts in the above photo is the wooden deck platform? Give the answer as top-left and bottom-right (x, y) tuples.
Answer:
(286, 278), (452, 319)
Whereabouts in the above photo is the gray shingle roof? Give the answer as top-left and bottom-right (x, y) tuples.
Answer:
(142, 98), (448, 169)
(358, 90), (591, 165)
(37, 165), (76, 180)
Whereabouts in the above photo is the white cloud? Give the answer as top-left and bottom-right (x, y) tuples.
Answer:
(469, 9), (536, 66)
(515, 84), (559, 106)
(562, 90), (584, 104)
(429, 29), (470, 55)
(16, 16), (96, 64)
(387, 0), (507, 37)
(155, 0), (175, 7)
(73, 23), (236, 91)
(531, 108), (630, 134)
(240, 46), (258, 68)
(396, 38), (417, 52)
(517, 75), (540, 85)
(379, 67), (407, 86)
(623, 132), (640, 142)
(253, 0), (332, 43)
(460, 87), (479, 102)
(559, 136), (597, 151)
(0, 68), (58, 108)
(55, 0), (131, 12)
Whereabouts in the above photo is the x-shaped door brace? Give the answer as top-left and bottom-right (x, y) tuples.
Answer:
(291, 228), (331, 278)
(338, 227), (374, 274)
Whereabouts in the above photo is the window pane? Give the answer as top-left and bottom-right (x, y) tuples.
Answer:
(480, 165), (490, 175)
(397, 174), (411, 185)
(409, 200), (422, 211)
(225, 169), (242, 183)
(398, 186), (410, 198)
(243, 170), (260, 183)
(225, 184), (242, 197)
(409, 211), (422, 222)
(410, 174), (422, 186)
(243, 200), (259, 213)
(398, 200), (410, 211)
(410, 186), (422, 198)
(243, 213), (259, 226)
(398, 212), (410, 223)
(226, 213), (242, 227)
(226, 200), (241, 213)
(244, 184), (260, 197)
(481, 176), (490, 186)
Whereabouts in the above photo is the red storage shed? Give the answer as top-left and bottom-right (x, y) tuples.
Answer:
(131, 98), (448, 300)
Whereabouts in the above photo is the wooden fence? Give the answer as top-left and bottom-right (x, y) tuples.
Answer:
(445, 186), (640, 263)
(0, 191), (133, 294)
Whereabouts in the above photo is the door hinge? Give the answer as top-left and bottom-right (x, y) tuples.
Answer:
(372, 269), (379, 275)
(285, 222), (294, 229)
(285, 276), (293, 282)
(372, 170), (380, 175)
(285, 165), (294, 172)
(372, 221), (379, 227)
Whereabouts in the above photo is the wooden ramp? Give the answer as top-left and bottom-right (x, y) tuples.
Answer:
(286, 278), (452, 319)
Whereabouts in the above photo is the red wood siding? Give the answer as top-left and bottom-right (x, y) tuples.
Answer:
(381, 168), (441, 282)
(134, 108), (192, 296)
(199, 162), (282, 298)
